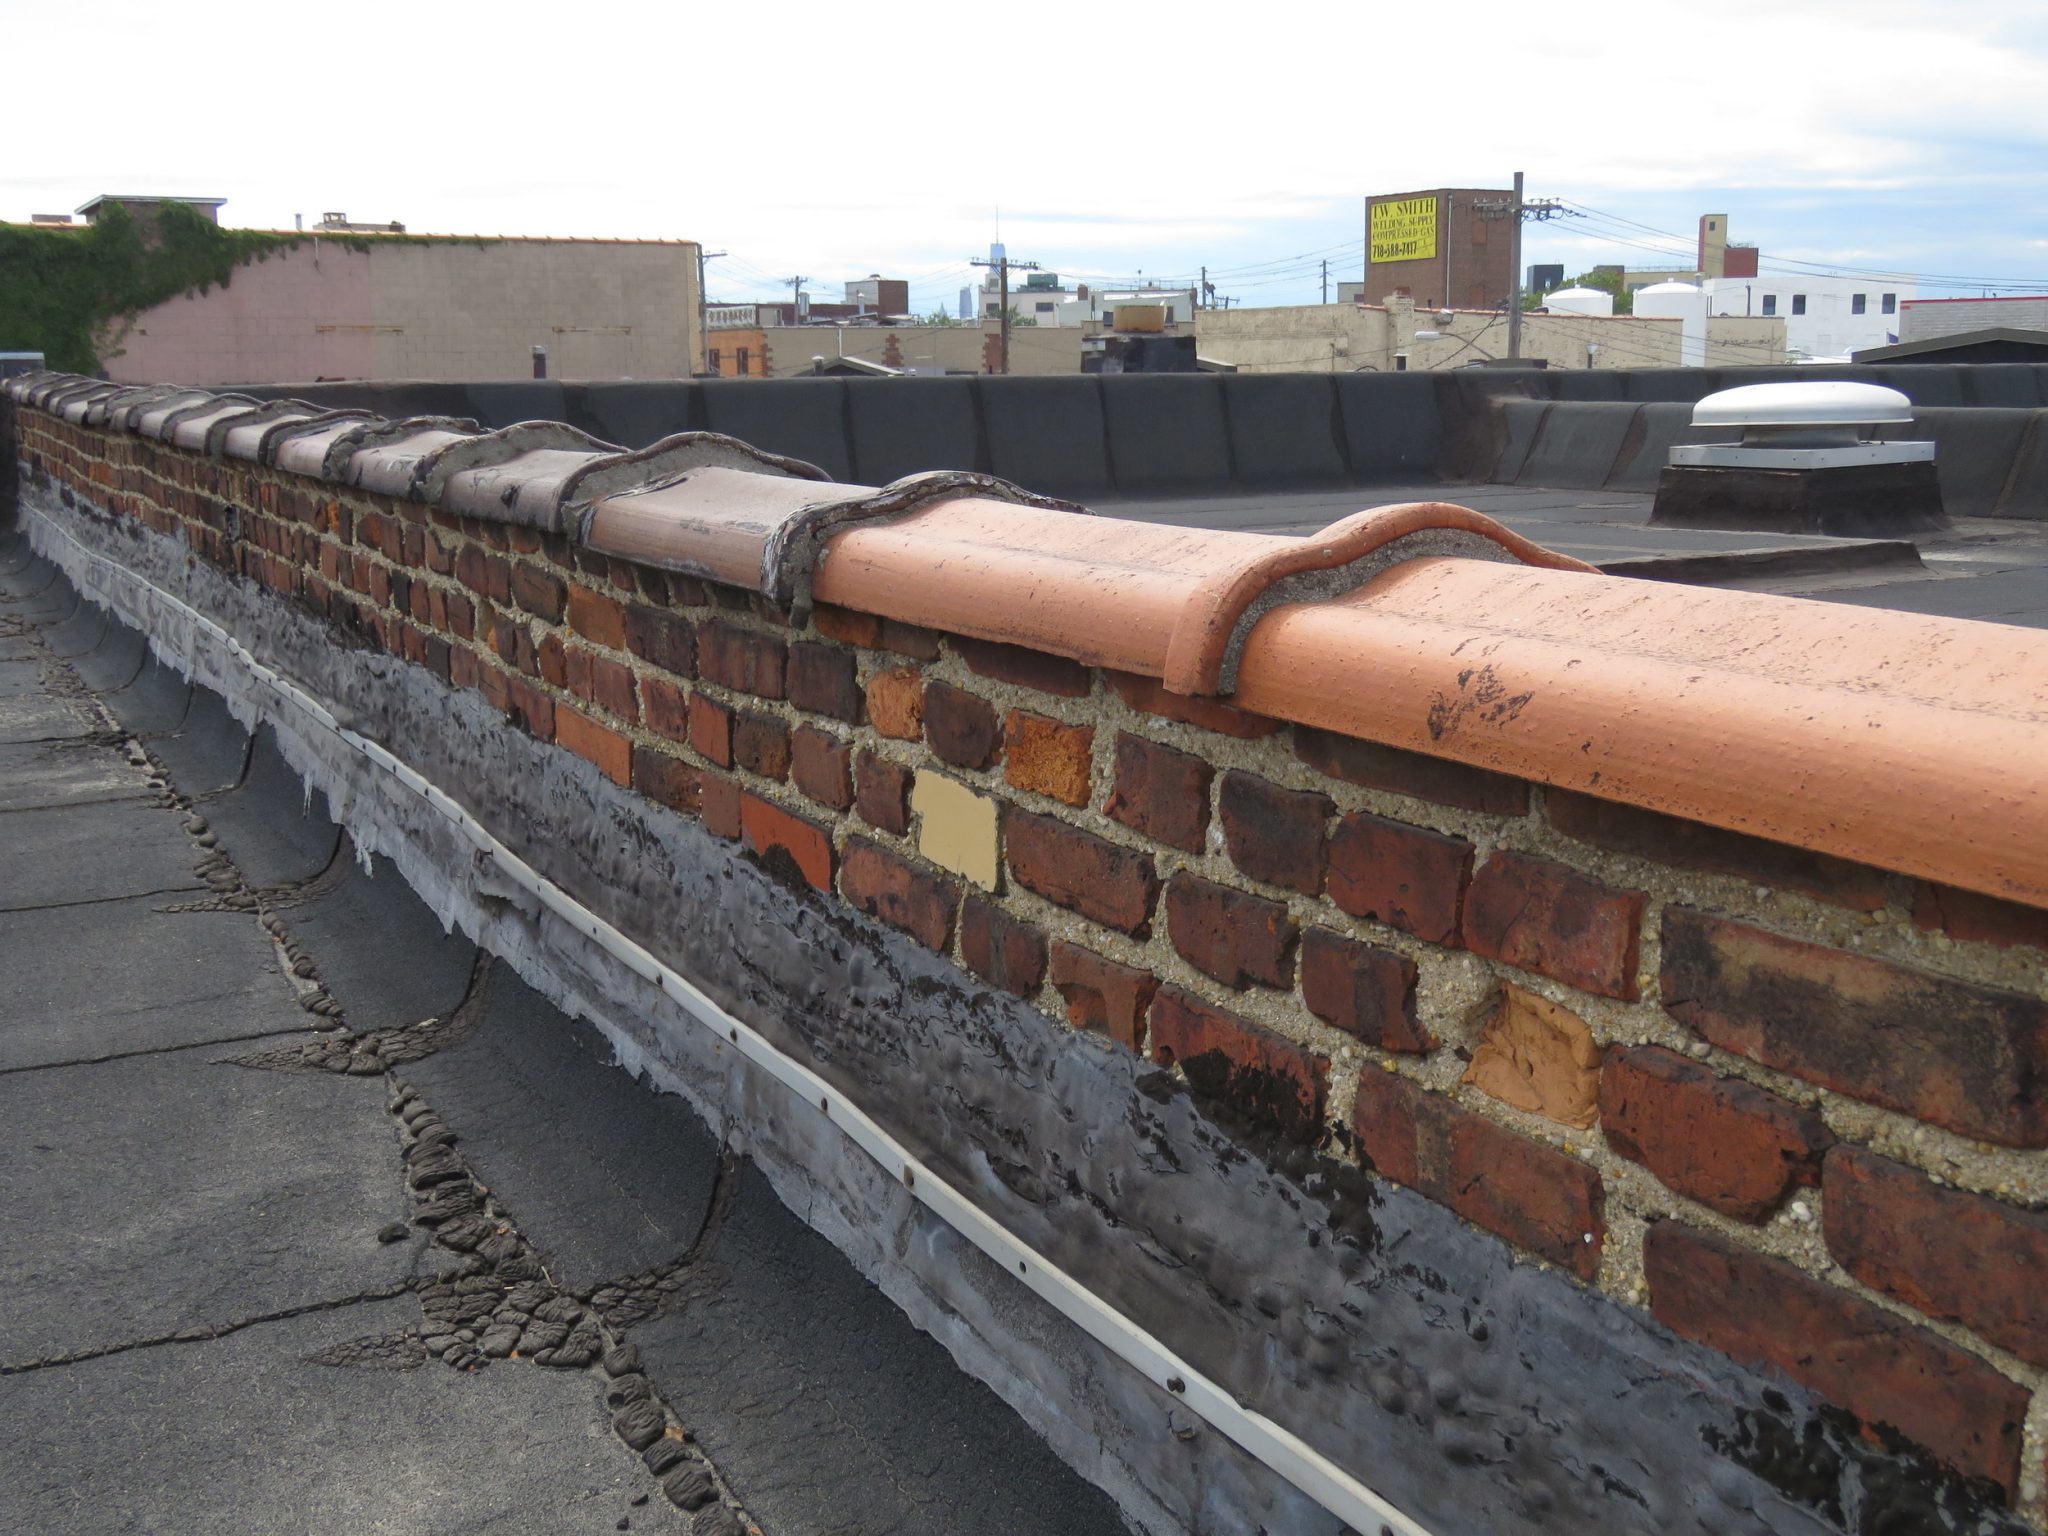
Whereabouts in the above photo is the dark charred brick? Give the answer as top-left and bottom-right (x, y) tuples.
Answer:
(950, 635), (1092, 697)
(1006, 811), (1160, 936)
(841, 838), (959, 951)
(854, 752), (914, 836)
(632, 746), (704, 817)
(1599, 1045), (1830, 1222)
(1218, 770), (1330, 895)
(1299, 929), (1427, 1052)
(1463, 852), (1644, 1000)
(1149, 986), (1327, 1145)
(1103, 670), (1280, 739)
(701, 775), (741, 840)
(1294, 726), (1528, 815)
(922, 681), (1002, 770)
(1546, 788), (1888, 911)
(1661, 907), (2048, 1147)
(455, 544), (511, 605)
(1911, 881), (2048, 952)
(790, 725), (854, 810)
(1104, 733), (1212, 853)
(1352, 1069), (1603, 1279)
(733, 711), (792, 781)
(960, 898), (1048, 997)
(509, 563), (567, 622)
(1824, 1145), (2048, 1369)
(786, 641), (864, 724)
(1325, 811), (1471, 945)
(696, 620), (786, 699)
(1645, 1220), (2027, 1495)
(1049, 944), (1158, 1051)
(623, 602), (694, 676)
(1165, 872), (1296, 990)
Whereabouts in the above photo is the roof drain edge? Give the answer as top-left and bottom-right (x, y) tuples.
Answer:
(28, 507), (1440, 1536)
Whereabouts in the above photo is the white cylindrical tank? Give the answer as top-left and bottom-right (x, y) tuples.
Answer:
(1634, 280), (1708, 367)
(1542, 285), (1613, 317)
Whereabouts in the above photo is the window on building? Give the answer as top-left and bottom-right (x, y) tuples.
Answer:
(1101, 309), (1114, 326)
(985, 303), (1000, 317)
(1035, 301), (1054, 313)
(708, 348), (721, 373)
(1882, 293), (1897, 314)
(1851, 294), (1867, 315)
(1761, 295), (1777, 316)
(1791, 294), (1807, 315)
(736, 347), (750, 376)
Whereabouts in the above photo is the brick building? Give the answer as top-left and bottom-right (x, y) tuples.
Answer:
(1362, 187), (1516, 310)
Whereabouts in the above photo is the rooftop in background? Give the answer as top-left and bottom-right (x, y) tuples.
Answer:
(1855, 328), (2048, 364)
(75, 194), (226, 223)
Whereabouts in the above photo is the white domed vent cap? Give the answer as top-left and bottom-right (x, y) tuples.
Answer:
(1674, 381), (1930, 469)
(1692, 381), (1913, 431)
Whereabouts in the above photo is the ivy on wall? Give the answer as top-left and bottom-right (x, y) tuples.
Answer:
(0, 202), (502, 374)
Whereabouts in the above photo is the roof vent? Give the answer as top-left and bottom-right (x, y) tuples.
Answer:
(1673, 382), (1929, 469)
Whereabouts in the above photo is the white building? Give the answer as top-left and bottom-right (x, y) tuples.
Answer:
(1703, 273), (1914, 362)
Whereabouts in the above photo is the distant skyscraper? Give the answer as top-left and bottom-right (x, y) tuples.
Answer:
(959, 286), (974, 320)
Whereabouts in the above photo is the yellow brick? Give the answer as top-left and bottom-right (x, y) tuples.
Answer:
(911, 769), (998, 889)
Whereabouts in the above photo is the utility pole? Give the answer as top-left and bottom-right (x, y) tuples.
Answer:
(970, 252), (1039, 373)
(1473, 174), (1574, 361)
(785, 275), (811, 327)
(696, 248), (726, 375)
(1321, 258), (1329, 304)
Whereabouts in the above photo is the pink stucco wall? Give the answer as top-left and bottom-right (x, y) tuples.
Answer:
(103, 243), (375, 386)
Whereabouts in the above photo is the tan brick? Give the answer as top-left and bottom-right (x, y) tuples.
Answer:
(910, 770), (999, 889)
(1461, 984), (1603, 1129)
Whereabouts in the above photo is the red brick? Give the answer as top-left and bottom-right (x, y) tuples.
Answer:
(1644, 1221), (2027, 1495)
(1351, 1070), (1604, 1279)
(1149, 986), (1327, 1145)
(556, 704), (632, 786)
(1463, 852), (1644, 1000)
(786, 641), (863, 724)
(950, 635), (1091, 698)
(451, 646), (480, 691)
(865, 669), (924, 740)
(1546, 789), (1888, 912)
(840, 838), (958, 950)
(1295, 726), (1528, 816)
(488, 612), (537, 676)
(688, 694), (733, 767)
(1006, 811), (1160, 937)
(696, 620), (786, 698)
(879, 619), (941, 661)
(854, 751), (913, 835)
(1912, 881), (2048, 952)
(424, 532), (456, 576)
(812, 603), (882, 649)
(738, 793), (834, 891)
(444, 590), (475, 641)
(702, 775), (742, 840)
(509, 562), (566, 622)
(1661, 907), (2048, 1147)
(1165, 873), (1295, 990)
(1599, 1045), (1830, 1222)
(623, 602), (694, 676)
(1218, 771), (1329, 895)
(502, 675), (555, 741)
(960, 898), (1048, 997)
(1103, 669), (1280, 739)
(643, 676), (690, 743)
(791, 725), (854, 810)
(1300, 929), (1428, 1052)
(922, 681), (1001, 770)
(567, 584), (627, 650)
(1002, 711), (1094, 806)
(1049, 945), (1157, 1051)
(733, 711), (791, 781)
(454, 544), (511, 605)
(567, 650), (638, 724)
(1325, 811), (1471, 945)
(534, 631), (567, 687)
(1104, 734), (1212, 853)
(633, 746), (704, 817)
(1823, 1145), (2048, 1369)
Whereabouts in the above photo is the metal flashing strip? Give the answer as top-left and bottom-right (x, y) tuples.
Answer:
(27, 506), (1440, 1536)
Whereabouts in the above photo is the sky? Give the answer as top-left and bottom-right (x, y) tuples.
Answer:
(6, 0), (2047, 314)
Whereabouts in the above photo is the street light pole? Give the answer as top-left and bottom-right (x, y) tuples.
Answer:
(696, 248), (726, 375)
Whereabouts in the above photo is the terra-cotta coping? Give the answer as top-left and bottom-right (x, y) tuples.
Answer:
(10, 369), (2048, 908)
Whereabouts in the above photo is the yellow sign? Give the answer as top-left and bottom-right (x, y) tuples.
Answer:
(1371, 196), (1439, 264)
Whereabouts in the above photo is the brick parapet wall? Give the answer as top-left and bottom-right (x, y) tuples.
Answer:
(17, 406), (2048, 1513)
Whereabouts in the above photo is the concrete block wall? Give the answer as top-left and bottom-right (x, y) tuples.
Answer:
(12, 393), (2048, 1536)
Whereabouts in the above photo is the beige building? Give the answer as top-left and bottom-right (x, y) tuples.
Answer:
(101, 232), (703, 385)
(1197, 297), (1784, 373)
(751, 323), (1087, 377)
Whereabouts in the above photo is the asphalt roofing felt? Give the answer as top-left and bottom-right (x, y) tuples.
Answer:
(0, 529), (1128, 1536)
